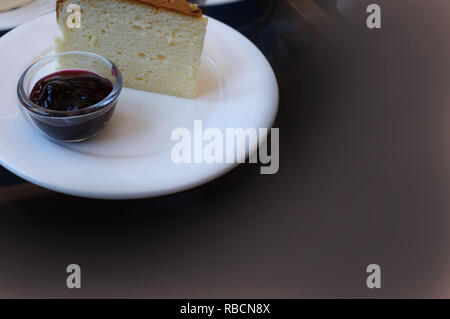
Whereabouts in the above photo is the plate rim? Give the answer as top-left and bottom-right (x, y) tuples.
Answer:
(0, 12), (279, 199)
(203, 0), (245, 6)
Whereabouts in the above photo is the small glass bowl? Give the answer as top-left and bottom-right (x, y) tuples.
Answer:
(17, 51), (122, 142)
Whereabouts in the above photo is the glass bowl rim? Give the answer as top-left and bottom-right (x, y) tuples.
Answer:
(17, 51), (122, 118)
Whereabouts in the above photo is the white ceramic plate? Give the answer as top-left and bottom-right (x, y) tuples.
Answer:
(0, 12), (278, 199)
(0, 0), (54, 31)
(202, 0), (245, 6)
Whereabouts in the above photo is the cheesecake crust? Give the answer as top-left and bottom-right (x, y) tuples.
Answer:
(56, 0), (203, 19)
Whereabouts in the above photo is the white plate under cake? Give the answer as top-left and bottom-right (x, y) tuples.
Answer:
(0, 12), (278, 199)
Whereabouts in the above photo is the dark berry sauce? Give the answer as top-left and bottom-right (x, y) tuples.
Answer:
(30, 70), (113, 112)
(27, 70), (118, 142)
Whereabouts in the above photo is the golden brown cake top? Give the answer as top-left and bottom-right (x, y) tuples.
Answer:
(133, 0), (202, 17)
(56, 0), (203, 18)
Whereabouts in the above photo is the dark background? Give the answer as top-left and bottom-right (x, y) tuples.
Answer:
(2, 0), (450, 298)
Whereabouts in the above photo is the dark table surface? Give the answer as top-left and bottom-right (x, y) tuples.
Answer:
(1, 0), (450, 298)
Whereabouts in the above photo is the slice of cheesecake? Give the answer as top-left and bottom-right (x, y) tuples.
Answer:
(0, 0), (34, 12)
(55, 0), (207, 98)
